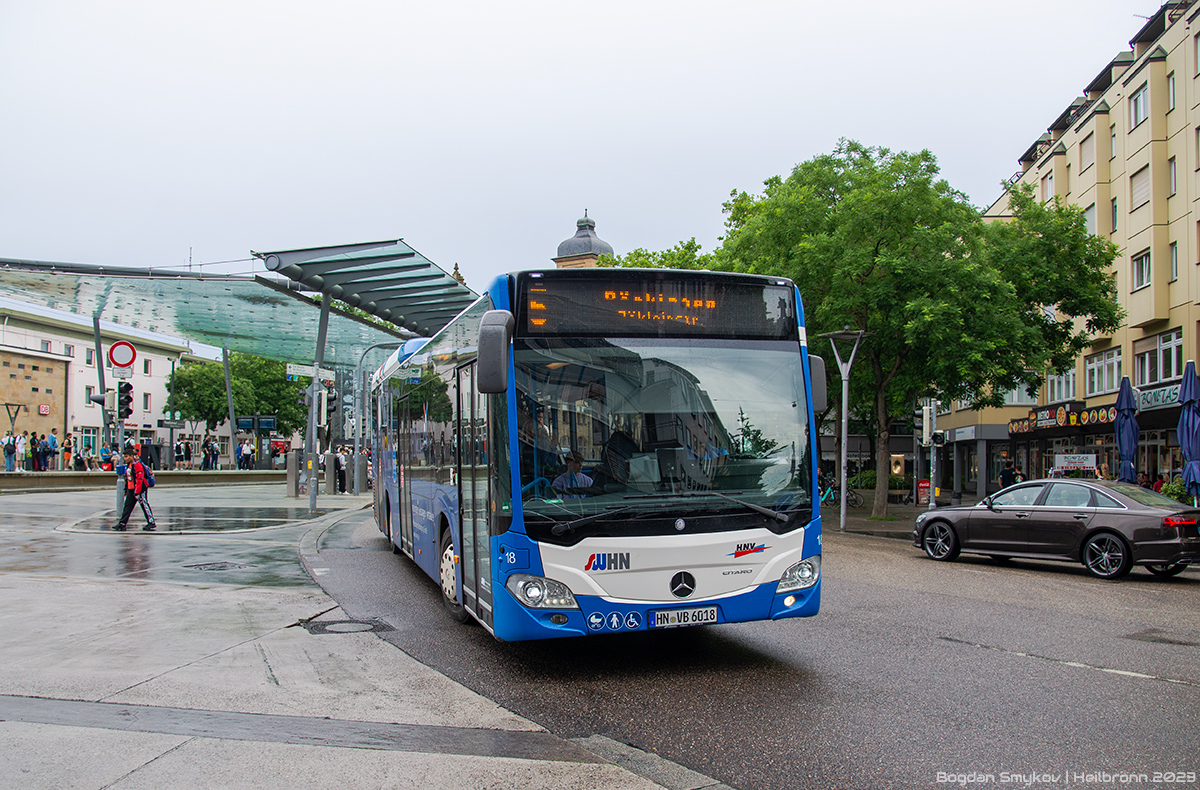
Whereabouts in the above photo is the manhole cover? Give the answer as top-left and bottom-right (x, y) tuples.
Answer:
(303, 619), (394, 635)
(184, 562), (253, 571)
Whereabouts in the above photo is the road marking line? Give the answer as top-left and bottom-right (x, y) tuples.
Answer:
(940, 636), (1200, 688)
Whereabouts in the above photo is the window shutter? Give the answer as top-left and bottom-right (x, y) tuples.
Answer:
(1131, 167), (1150, 208)
(1080, 133), (1095, 170)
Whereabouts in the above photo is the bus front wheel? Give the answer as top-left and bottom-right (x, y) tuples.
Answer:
(439, 530), (470, 623)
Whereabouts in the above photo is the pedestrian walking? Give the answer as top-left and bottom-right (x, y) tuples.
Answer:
(114, 448), (156, 531)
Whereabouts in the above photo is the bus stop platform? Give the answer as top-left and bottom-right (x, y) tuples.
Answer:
(0, 483), (722, 790)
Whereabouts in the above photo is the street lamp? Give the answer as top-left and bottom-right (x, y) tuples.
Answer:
(817, 326), (870, 532)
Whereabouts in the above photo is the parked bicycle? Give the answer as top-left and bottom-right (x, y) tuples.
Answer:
(818, 476), (864, 507)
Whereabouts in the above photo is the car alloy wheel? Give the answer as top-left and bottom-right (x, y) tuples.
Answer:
(1082, 532), (1132, 579)
(922, 522), (959, 561)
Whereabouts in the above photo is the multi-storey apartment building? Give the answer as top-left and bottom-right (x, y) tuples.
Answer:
(940, 0), (1198, 496)
(0, 297), (207, 463)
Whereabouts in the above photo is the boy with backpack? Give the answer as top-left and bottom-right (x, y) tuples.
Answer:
(114, 448), (156, 531)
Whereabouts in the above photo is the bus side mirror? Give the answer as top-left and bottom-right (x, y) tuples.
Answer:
(478, 310), (515, 394)
(808, 354), (827, 413)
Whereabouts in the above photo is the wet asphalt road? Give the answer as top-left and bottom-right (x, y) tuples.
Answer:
(317, 513), (1200, 790)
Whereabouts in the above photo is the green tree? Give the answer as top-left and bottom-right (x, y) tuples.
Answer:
(598, 238), (714, 270)
(166, 353), (308, 437)
(229, 354), (308, 436)
(167, 362), (255, 433)
(609, 140), (1122, 517)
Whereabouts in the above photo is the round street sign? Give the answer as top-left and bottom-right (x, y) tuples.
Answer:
(108, 341), (137, 368)
(174, 410), (182, 420)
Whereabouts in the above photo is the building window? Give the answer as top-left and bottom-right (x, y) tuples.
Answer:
(1169, 71), (1176, 111)
(40, 340), (51, 352)
(63, 344), (74, 358)
(1130, 166), (1150, 209)
(1084, 203), (1097, 235)
(85, 385), (95, 406)
(1131, 83), (1149, 129)
(142, 393), (151, 411)
(85, 348), (94, 366)
(1170, 157), (1178, 195)
(1047, 369), (1076, 404)
(1065, 163), (1071, 194)
(1132, 250), (1151, 290)
(1004, 378), (1039, 406)
(1134, 329), (1183, 387)
(1111, 125), (1117, 159)
(1081, 132), (1095, 171)
(143, 359), (152, 375)
(1086, 349), (1122, 396)
(1111, 198), (1118, 234)
(1041, 172), (1054, 202)
(1172, 241), (1179, 282)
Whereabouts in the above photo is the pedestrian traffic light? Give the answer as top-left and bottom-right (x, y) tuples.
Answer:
(317, 389), (328, 427)
(92, 390), (115, 410)
(921, 405), (933, 445)
(117, 382), (134, 420)
(932, 430), (946, 447)
(326, 388), (337, 422)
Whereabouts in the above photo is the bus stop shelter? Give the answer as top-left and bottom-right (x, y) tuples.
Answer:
(0, 239), (478, 509)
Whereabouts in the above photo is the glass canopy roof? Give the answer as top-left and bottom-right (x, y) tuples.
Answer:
(0, 255), (472, 370)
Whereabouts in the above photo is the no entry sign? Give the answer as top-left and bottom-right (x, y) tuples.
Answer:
(108, 341), (136, 368)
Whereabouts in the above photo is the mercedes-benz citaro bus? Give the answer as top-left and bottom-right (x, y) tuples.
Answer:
(371, 268), (826, 641)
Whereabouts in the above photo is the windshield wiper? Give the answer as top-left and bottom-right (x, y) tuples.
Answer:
(624, 491), (791, 523)
(549, 505), (642, 536)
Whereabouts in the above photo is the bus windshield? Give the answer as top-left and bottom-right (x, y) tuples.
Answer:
(514, 337), (812, 543)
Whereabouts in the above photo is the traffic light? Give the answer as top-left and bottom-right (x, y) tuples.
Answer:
(317, 388), (328, 427)
(117, 382), (134, 420)
(921, 405), (933, 445)
(932, 430), (946, 447)
(325, 387), (337, 424)
(91, 390), (115, 409)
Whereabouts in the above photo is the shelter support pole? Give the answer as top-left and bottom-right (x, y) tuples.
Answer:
(168, 359), (176, 470)
(223, 345), (237, 472)
(354, 342), (402, 495)
(309, 294), (332, 513)
(92, 317), (108, 448)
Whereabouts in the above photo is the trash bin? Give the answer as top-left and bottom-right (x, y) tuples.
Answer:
(917, 479), (931, 505)
(950, 490), (962, 506)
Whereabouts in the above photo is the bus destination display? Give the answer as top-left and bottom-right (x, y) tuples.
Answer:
(518, 273), (797, 340)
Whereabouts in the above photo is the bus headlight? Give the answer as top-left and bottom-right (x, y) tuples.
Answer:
(506, 574), (579, 609)
(776, 556), (821, 593)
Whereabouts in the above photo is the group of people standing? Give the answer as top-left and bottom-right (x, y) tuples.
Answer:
(2, 428), (66, 472)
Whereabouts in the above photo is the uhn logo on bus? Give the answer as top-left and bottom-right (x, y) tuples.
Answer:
(584, 553), (630, 571)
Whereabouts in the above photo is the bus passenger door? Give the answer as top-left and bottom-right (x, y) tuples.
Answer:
(457, 363), (493, 627)
(399, 395), (414, 555)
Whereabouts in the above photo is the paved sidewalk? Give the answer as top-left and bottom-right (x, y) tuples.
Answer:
(0, 485), (685, 790)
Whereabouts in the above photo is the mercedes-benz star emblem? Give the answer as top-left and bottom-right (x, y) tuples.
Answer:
(670, 571), (696, 598)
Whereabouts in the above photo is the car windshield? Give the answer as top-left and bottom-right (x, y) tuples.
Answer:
(1105, 482), (1191, 509)
(514, 337), (812, 542)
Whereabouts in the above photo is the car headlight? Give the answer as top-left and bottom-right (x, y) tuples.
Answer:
(777, 556), (821, 593)
(506, 574), (579, 609)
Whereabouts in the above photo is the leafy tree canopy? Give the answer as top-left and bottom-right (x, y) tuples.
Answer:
(604, 140), (1122, 516)
(166, 353), (308, 436)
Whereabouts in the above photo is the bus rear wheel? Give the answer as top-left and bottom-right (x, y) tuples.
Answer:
(439, 530), (470, 623)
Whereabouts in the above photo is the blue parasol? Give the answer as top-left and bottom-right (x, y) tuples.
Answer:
(1115, 376), (1139, 484)
(1176, 360), (1200, 503)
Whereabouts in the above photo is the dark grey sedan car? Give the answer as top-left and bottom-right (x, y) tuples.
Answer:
(912, 479), (1200, 579)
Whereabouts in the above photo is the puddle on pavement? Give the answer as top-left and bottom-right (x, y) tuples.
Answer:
(71, 506), (335, 532)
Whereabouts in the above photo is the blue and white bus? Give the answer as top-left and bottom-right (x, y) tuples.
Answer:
(371, 268), (826, 641)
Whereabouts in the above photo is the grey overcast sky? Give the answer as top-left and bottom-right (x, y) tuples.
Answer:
(0, 0), (1160, 292)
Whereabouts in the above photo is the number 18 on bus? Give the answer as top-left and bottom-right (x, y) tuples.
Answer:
(371, 268), (827, 641)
